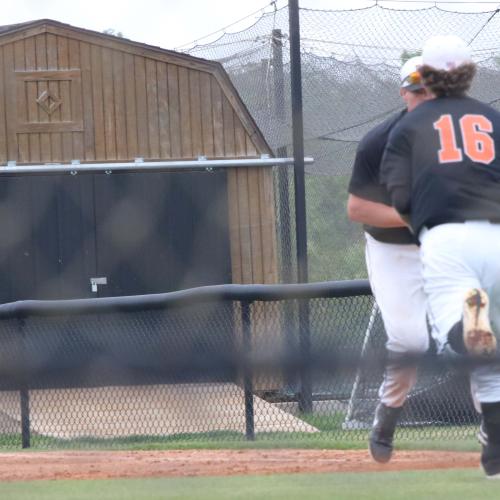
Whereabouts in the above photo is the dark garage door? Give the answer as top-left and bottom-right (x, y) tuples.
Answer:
(93, 170), (232, 297)
(0, 169), (232, 302)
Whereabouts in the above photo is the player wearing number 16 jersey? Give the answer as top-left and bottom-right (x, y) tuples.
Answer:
(381, 35), (500, 479)
(381, 93), (500, 239)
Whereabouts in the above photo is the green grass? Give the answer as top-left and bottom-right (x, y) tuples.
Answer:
(0, 469), (497, 500)
(0, 422), (482, 452)
(0, 407), (482, 453)
(0, 434), (481, 453)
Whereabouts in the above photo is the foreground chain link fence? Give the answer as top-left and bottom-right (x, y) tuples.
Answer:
(186, 2), (500, 282)
(0, 281), (479, 449)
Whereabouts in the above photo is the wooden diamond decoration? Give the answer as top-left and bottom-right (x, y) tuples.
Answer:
(36, 89), (62, 115)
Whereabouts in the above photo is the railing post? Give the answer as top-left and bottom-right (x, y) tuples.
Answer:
(241, 300), (255, 440)
(298, 298), (313, 413)
(18, 318), (30, 449)
(20, 387), (30, 449)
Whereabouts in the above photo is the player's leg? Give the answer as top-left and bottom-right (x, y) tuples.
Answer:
(475, 357), (500, 478)
(422, 222), (500, 359)
(364, 234), (429, 463)
(421, 221), (500, 477)
(421, 223), (489, 473)
(468, 223), (500, 477)
(479, 401), (500, 479)
(419, 223), (482, 356)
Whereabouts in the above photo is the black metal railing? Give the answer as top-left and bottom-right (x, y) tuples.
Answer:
(0, 280), (480, 449)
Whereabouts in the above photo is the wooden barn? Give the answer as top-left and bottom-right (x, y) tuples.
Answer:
(0, 19), (279, 302)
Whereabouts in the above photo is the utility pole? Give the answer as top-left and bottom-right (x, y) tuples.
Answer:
(289, 0), (312, 414)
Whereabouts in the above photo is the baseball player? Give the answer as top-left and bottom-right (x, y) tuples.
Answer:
(347, 56), (431, 463)
(381, 35), (500, 478)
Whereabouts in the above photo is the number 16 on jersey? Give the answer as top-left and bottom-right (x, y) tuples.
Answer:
(434, 114), (495, 165)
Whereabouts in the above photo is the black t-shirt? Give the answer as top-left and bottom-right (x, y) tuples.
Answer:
(348, 110), (415, 244)
(381, 96), (500, 238)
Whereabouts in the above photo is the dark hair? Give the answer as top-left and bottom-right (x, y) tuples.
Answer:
(419, 63), (476, 97)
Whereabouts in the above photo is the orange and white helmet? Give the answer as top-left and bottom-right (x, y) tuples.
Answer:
(400, 56), (424, 91)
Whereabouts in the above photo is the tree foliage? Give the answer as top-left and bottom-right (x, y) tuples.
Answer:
(400, 49), (422, 64)
(103, 28), (124, 38)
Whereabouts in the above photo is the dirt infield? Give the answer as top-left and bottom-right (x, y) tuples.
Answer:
(0, 449), (480, 481)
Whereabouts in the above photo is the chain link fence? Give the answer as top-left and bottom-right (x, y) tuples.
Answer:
(186, 2), (500, 282)
(0, 282), (479, 449)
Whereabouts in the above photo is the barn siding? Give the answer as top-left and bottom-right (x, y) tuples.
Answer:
(0, 25), (277, 285)
(0, 34), (266, 163)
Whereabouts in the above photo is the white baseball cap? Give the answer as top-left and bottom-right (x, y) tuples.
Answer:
(400, 56), (424, 91)
(422, 35), (472, 71)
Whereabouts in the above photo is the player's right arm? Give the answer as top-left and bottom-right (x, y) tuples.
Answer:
(347, 194), (408, 227)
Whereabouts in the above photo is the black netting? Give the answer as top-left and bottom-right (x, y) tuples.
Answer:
(186, 3), (500, 281)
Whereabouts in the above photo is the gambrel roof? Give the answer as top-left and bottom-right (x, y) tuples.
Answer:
(0, 18), (271, 156)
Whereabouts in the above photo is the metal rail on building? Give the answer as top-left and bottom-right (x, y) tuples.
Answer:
(0, 156), (314, 175)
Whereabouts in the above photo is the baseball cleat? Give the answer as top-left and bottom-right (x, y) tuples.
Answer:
(369, 403), (403, 463)
(463, 288), (497, 357)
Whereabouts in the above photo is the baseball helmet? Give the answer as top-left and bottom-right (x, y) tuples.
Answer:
(400, 56), (424, 91)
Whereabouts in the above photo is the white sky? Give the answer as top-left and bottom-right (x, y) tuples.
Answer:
(1, 0), (499, 50)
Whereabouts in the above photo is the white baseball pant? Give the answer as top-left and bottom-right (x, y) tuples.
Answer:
(420, 221), (500, 403)
(365, 233), (429, 407)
